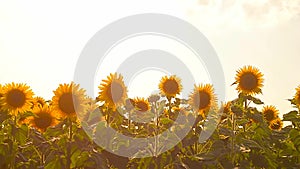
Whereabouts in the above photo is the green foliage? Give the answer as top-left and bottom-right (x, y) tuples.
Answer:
(1, 82), (300, 169)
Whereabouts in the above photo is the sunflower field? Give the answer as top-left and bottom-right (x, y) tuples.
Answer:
(1, 65), (300, 169)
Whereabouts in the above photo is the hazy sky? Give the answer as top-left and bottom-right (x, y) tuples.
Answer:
(0, 0), (300, 117)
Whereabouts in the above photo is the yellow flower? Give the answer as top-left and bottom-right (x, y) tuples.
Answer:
(269, 118), (283, 131)
(79, 97), (99, 122)
(220, 101), (232, 116)
(133, 97), (150, 113)
(159, 75), (182, 98)
(262, 105), (279, 122)
(188, 84), (216, 117)
(52, 82), (86, 119)
(0, 83), (34, 115)
(294, 85), (300, 106)
(32, 96), (46, 108)
(98, 73), (127, 108)
(26, 105), (58, 132)
(235, 66), (264, 95)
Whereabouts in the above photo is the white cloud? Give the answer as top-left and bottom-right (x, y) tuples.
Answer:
(185, 0), (300, 30)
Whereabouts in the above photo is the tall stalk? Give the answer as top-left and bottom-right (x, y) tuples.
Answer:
(9, 116), (17, 169)
(66, 118), (73, 169)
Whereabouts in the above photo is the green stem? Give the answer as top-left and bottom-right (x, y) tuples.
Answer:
(167, 97), (172, 118)
(128, 110), (131, 130)
(154, 101), (159, 156)
(231, 113), (235, 166)
(66, 118), (73, 169)
(9, 115), (17, 169)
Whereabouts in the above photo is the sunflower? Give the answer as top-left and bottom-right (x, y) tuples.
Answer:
(235, 65), (264, 95)
(188, 84), (216, 116)
(294, 85), (300, 106)
(262, 105), (279, 122)
(26, 105), (58, 132)
(32, 96), (46, 108)
(269, 118), (283, 131)
(159, 75), (182, 98)
(0, 83), (34, 115)
(52, 82), (86, 119)
(98, 73), (127, 108)
(133, 97), (150, 113)
(79, 97), (99, 122)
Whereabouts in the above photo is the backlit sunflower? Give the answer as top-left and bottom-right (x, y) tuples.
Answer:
(188, 84), (216, 116)
(159, 75), (182, 98)
(32, 96), (46, 108)
(26, 105), (58, 132)
(221, 102), (232, 115)
(79, 97), (99, 122)
(269, 118), (283, 131)
(294, 85), (300, 106)
(0, 83), (34, 115)
(98, 73), (127, 108)
(52, 82), (86, 119)
(235, 66), (264, 95)
(133, 97), (150, 113)
(262, 105), (279, 122)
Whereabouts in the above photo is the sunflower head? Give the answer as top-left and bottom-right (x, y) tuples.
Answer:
(269, 118), (283, 131)
(0, 83), (34, 116)
(159, 75), (182, 98)
(188, 84), (216, 115)
(262, 105), (279, 122)
(98, 73), (127, 108)
(79, 98), (99, 122)
(133, 97), (150, 113)
(52, 82), (87, 119)
(26, 105), (58, 132)
(223, 102), (232, 114)
(32, 96), (46, 108)
(294, 86), (300, 106)
(235, 66), (264, 95)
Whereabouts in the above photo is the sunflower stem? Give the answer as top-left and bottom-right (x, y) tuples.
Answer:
(128, 110), (131, 130)
(66, 118), (73, 169)
(9, 115), (18, 169)
(154, 101), (159, 156)
(231, 113), (236, 166)
(167, 97), (172, 118)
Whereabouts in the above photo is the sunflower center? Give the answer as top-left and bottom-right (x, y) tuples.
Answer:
(163, 80), (179, 95)
(107, 82), (124, 103)
(135, 101), (149, 112)
(34, 112), (53, 130)
(264, 110), (276, 121)
(239, 73), (258, 90)
(58, 93), (78, 114)
(194, 91), (211, 110)
(6, 89), (26, 108)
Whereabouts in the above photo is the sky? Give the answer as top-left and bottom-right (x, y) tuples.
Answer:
(0, 0), (300, 117)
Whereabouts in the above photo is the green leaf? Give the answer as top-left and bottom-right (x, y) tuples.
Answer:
(160, 118), (174, 125)
(283, 111), (298, 121)
(45, 155), (62, 169)
(15, 124), (29, 145)
(247, 96), (264, 105)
